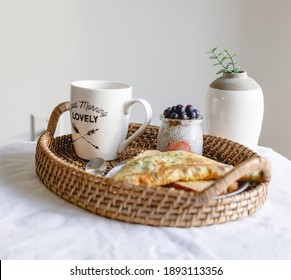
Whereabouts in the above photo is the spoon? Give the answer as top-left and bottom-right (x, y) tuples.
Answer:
(85, 157), (107, 175)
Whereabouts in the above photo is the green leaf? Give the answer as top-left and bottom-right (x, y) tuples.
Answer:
(207, 50), (215, 54)
(212, 47), (217, 52)
(209, 56), (216, 59)
(221, 56), (228, 63)
(213, 63), (220, 66)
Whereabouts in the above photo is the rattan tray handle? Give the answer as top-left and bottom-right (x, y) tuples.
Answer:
(47, 101), (70, 136)
(197, 156), (272, 204)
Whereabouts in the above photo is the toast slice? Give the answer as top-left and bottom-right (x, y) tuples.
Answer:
(169, 180), (239, 194)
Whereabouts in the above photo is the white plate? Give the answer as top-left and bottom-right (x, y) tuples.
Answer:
(215, 182), (249, 199)
(107, 163), (249, 199)
(106, 163), (126, 177)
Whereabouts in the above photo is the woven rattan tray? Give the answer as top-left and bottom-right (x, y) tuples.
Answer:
(35, 102), (272, 227)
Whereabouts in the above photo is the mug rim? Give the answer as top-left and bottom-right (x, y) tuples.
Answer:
(71, 80), (132, 91)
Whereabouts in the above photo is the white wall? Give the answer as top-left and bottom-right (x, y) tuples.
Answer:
(242, 0), (291, 159)
(1, 0), (290, 159)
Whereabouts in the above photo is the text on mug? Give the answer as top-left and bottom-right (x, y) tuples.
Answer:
(72, 113), (98, 123)
(71, 101), (108, 118)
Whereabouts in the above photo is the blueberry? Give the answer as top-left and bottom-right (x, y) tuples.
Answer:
(163, 108), (172, 118)
(188, 111), (197, 119)
(193, 109), (201, 118)
(186, 104), (194, 111)
(176, 104), (185, 114)
(170, 112), (179, 119)
(179, 112), (188, 120)
(185, 104), (194, 116)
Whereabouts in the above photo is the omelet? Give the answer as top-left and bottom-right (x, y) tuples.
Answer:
(112, 150), (234, 186)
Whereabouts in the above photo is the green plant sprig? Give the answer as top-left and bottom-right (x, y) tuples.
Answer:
(208, 47), (243, 75)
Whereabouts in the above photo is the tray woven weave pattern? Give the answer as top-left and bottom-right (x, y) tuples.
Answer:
(35, 102), (270, 227)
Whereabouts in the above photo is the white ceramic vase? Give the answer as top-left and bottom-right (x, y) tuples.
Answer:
(205, 72), (264, 151)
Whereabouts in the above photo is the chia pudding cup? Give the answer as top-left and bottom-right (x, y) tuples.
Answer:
(157, 115), (203, 154)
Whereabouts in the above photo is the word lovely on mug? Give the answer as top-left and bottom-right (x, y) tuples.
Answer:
(70, 80), (152, 161)
(71, 100), (108, 150)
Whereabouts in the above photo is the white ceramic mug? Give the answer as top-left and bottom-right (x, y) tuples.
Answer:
(70, 80), (152, 160)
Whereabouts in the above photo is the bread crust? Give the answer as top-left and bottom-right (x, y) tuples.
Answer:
(169, 180), (239, 194)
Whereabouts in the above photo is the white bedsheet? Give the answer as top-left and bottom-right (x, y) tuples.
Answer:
(0, 142), (291, 260)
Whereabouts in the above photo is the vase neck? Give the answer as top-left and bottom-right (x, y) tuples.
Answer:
(210, 71), (260, 91)
(222, 71), (247, 78)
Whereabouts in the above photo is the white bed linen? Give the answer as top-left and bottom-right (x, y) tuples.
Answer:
(0, 141), (290, 260)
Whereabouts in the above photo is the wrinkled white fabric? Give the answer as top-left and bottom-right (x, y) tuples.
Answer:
(0, 142), (290, 260)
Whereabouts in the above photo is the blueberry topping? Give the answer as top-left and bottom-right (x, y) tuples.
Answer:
(163, 104), (202, 120)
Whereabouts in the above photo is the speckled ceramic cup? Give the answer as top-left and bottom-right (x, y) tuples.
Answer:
(157, 115), (203, 154)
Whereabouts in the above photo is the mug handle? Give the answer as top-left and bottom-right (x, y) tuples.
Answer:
(117, 98), (152, 154)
